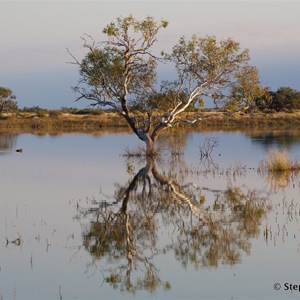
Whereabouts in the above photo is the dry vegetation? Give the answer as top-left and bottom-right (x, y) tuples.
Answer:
(258, 149), (300, 191)
(259, 149), (300, 173)
(1, 110), (300, 133)
(0, 111), (127, 133)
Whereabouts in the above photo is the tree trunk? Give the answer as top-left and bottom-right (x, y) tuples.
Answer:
(145, 139), (156, 157)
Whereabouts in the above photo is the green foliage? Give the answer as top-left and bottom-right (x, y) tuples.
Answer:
(74, 108), (103, 115)
(75, 15), (168, 108)
(228, 66), (266, 110)
(22, 106), (48, 114)
(269, 87), (300, 112)
(21, 106), (49, 118)
(132, 81), (192, 111)
(60, 106), (79, 114)
(253, 86), (300, 112)
(80, 48), (124, 90)
(0, 87), (18, 113)
(166, 35), (260, 109)
(72, 15), (265, 154)
(74, 16), (263, 112)
(103, 15), (168, 38)
(60, 107), (103, 115)
(253, 87), (273, 111)
(168, 35), (250, 83)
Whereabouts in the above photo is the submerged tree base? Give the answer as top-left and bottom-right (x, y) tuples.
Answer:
(123, 145), (163, 158)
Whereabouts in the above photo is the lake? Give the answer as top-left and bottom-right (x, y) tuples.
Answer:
(1, 129), (300, 300)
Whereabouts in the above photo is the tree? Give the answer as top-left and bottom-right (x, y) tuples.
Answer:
(268, 87), (300, 112)
(227, 66), (266, 110)
(253, 87), (273, 111)
(0, 87), (18, 113)
(70, 15), (263, 156)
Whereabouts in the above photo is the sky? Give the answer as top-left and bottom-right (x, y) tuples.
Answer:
(0, 0), (300, 109)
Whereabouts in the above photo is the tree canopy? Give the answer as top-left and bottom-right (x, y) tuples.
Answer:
(0, 87), (18, 113)
(269, 87), (300, 111)
(71, 15), (265, 156)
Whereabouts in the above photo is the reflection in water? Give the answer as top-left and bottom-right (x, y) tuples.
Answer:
(157, 129), (189, 155)
(261, 169), (300, 192)
(248, 130), (300, 150)
(78, 158), (270, 294)
(0, 132), (17, 154)
(1, 131), (300, 299)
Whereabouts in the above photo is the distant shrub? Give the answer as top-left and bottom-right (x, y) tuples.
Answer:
(60, 107), (104, 115)
(74, 108), (103, 115)
(21, 106), (49, 118)
(22, 106), (48, 114)
(256, 87), (300, 112)
(49, 110), (62, 118)
(60, 107), (79, 114)
(269, 87), (300, 112)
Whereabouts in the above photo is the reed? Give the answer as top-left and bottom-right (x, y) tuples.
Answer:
(260, 149), (300, 173)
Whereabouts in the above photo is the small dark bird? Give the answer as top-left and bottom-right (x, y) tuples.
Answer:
(16, 148), (23, 153)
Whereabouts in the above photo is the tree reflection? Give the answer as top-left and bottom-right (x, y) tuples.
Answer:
(174, 187), (268, 269)
(0, 132), (17, 154)
(248, 130), (300, 150)
(79, 158), (270, 294)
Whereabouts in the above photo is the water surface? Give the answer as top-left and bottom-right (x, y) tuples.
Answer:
(0, 129), (300, 299)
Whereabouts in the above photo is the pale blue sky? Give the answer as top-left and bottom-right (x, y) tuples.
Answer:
(0, 0), (299, 108)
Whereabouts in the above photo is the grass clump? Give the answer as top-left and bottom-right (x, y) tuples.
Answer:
(260, 149), (300, 172)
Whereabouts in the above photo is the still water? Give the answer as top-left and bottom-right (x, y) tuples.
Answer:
(0, 129), (300, 300)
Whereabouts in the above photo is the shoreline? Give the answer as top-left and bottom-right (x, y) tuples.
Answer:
(1, 111), (300, 134)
